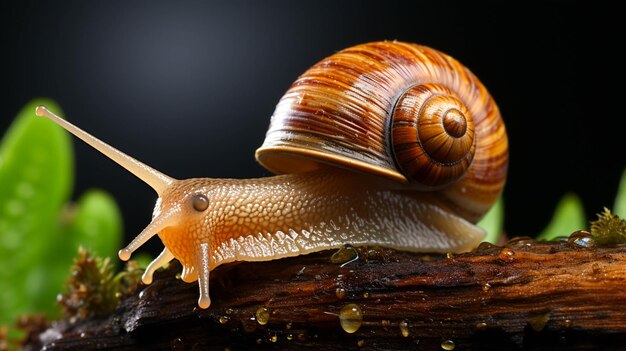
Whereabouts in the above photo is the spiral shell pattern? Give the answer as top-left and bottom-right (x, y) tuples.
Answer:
(391, 83), (476, 188)
(256, 41), (508, 222)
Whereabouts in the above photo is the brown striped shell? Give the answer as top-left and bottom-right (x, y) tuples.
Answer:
(255, 41), (508, 222)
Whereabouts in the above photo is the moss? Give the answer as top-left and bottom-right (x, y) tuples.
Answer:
(0, 314), (48, 351)
(58, 248), (143, 320)
(590, 208), (626, 246)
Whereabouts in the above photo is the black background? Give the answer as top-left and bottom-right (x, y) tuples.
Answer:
(2, 1), (624, 252)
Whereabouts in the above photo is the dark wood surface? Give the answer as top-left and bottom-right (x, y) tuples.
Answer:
(31, 239), (626, 350)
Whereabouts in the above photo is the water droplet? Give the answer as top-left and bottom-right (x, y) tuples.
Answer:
(339, 304), (363, 333)
(506, 236), (535, 247)
(476, 242), (498, 252)
(219, 315), (230, 324)
(336, 287), (346, 299)
(80, 332), (86, 338)
(256, 338), (263, 345)
(399, 320), (410, 337)
(381, 319), (391, 327)
(286, 322), (293, 330)
(357, 339), (365, 347)
(270, 335), (278, 343)
(256, 307), (270, 325)
(528, 311), (551, 332)
(225, 308), (234, 315)
(331, 244), (359, 266)
(446, 252), (454, 259)
(297, 333), (307, 341)
(555, 235), (571, 243)
(482, 283), (492, 292)
(362, 292), (370, 299)
(562, 319), (573, 328)
(498, 248), (515, 262)
(441, 339), (455, 350)
(476, 322), (488, 329)
(568, 231), (596, 248)
(287, 334), (294, 340)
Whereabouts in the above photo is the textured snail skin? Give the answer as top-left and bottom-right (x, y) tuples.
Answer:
(152, 169), (484, 307)
(37, 41), (508, 309)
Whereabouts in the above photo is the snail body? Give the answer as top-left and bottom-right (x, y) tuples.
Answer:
(37, 41), (508, 309)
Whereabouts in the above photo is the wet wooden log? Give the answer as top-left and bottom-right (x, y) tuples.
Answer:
(33, 239), (626, 350)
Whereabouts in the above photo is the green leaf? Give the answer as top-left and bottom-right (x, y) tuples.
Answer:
(614, 169), (626, 218)
(477, 197), (504, 244)
(0, 99), (73, 323)
(68, 189), (123, 260)
(27, 189), (124, 317)
(537, 193), (586, 240)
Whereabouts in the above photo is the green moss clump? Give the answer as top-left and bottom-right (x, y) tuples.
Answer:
(590, 208), (626, 246)
(58, 248), (143, 320)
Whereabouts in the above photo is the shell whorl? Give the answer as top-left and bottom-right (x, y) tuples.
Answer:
(256, 41), (508, 222)
(391, 83), (476, 189)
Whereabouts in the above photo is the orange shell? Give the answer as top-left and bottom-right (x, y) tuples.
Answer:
(256, 41), (508, 222)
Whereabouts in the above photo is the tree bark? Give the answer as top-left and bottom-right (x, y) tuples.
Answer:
(31, 239), (626, 350)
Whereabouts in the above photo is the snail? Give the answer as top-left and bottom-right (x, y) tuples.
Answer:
(36, 41), (508, 309)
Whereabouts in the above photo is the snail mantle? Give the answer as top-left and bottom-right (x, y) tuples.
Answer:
(30, 238), (626, 350)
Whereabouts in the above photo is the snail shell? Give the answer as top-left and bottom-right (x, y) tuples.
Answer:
(257, 41), (508, 222)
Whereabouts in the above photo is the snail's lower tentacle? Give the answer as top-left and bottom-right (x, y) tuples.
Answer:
(196, 242), (212, 309)
(141, 247), (175, 284)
